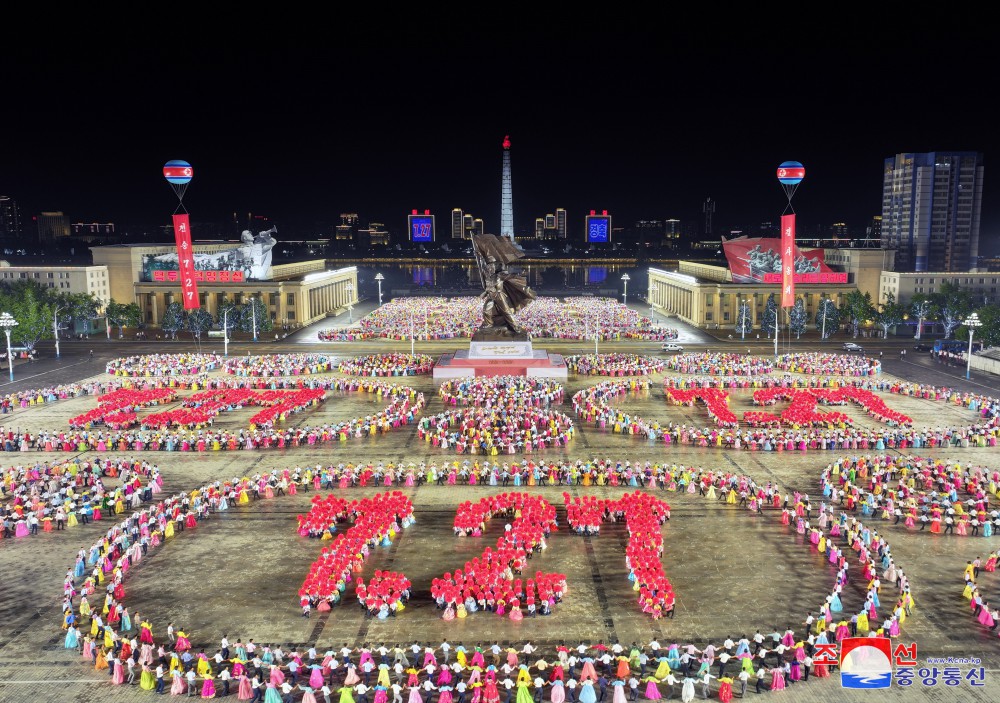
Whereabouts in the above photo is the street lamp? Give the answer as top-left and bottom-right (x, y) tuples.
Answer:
(0, 312), (18, 382)
(820, 298), (831, 340)
(223, 307), (231, 357)
(964, 312), (982, 380)
(346, 283), (354, 323)
(54, 304), (67, 359)
(409, 308), (415, 355)
(621, 273), (630, 305)
(375, 273), (384, 306)
(648, 282), (654, 321)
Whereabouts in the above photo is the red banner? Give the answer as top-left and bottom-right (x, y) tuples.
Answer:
(722, 236), (837, 284)
(171, 214), (201, 310)
(781, 215), (795, 307)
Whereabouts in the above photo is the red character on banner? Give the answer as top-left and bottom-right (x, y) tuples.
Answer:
(777, 161), (804, 308)
(163, 160), (201, 310)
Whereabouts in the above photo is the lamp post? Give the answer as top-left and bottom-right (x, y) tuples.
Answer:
(0, 312), (18, 382)
(346, 283), (354, 323)
(648, 282), (654, 321)
(375, 273), (384, 306)
(409, 309), (415, 355)
(621, 273), (630, 305)
(251, 296), (259, 342)
(223, 308), (231, 357)
(54, 305), (67, 359)
(820, 298), (830, 340)
(594, 310), (600, 354)
(964, 312), (982, 380)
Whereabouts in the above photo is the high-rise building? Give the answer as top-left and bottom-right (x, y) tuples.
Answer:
(0, 196), (21, 241)
(71, 222), (117, 243)
(881, 151), (984, 272)
(534, 209), (568, 240)
(500, 135), (514, 241)
(37, 211), (71, 243)
(451, 209), (465, 239)
(335, 213), (360, 241)
(702, 197), (716, 237)
(451, 210), (484, 240)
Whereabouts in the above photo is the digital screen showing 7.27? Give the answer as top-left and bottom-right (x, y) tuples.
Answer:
(587, 217), (610, 242)
(410, 216), (434, 242)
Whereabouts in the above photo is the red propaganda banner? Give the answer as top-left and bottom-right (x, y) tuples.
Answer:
(721, 236), (845, 285)
(781, 214), (795, 307)
(171, 214), (201, 310)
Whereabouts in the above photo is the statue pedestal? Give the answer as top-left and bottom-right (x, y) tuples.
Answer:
(433, 338), (567, 380)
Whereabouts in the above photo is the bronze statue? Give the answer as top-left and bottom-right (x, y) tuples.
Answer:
(472, 233), (536, 338)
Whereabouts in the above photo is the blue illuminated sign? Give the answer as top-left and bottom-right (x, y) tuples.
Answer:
(587, 217), (610, 243)
(410, 215), (434, 242)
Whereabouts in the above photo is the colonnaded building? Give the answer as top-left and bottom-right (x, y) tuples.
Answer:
(91, 243), (357, 327)
(648, 240), (894, 330)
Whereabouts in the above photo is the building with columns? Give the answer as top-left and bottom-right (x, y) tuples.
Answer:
(90, 244), (357, 328)
(649, 261), (857, 330)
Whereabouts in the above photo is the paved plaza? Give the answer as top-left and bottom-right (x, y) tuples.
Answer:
(1, 330), (999, 702)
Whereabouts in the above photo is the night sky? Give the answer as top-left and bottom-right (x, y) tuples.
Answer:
(5, 29), (999, 251)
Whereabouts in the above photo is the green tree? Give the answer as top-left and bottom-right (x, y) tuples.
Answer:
(815, 296), (840, 339)
(910, 294), (937, 340)
(874, 293), (905, 339)
(160, 302), (186, 339)
(185, 308), (214, 341)
(0, 286), (54, 352)
(735, 299), (753, 339)
(69, 293), (102, 336)
(789, 298), (808, 339)
(932, 281), (974, 339)
(217, 301), (242, 335)
(240, 297), (272, 339)
(105, 300), (142, 338)
(762, 294), (778, 337)
(842, 290), (875, 338)
(966, 304), (1000, 348)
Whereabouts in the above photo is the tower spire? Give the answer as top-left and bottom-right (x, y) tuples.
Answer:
(500, 135), (514, 242)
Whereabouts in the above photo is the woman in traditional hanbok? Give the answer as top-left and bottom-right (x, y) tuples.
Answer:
(609, 679), (626, 703)
(679, 677), (695, 703)
(576, 680), (596, 703)
(769, 667), (785, 691)
(64, 625), (79, 649)
(643, 676), (662, 701)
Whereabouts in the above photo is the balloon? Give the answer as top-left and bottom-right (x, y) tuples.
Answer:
(163, 159), (193, 202)
(777, 160), (805, 202)
(776, 160), (805, 186)
(163, 159), (193, 185)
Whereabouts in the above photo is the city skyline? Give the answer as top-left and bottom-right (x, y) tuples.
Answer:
(5, 33), (999, 252)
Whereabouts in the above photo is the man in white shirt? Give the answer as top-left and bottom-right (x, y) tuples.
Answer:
(502, 677), (516, 703)
(280, 680), (296, 703)
(647, 639), (660, 653)
(391, 683), (403, 703)
(321, 684), (333, 703)
(660, 672), (678, 700)
(716, 651), (731, 679)
(456, 678), (468, 703)
(565, 677), (578, 703)
(441, 641), (452, 664)
(185, 668), (197, 696)
(355, 682), (371, 703)
(218, 666), (232, 697)
(532, 676), (545, 703)
(737, 669), (750, 698)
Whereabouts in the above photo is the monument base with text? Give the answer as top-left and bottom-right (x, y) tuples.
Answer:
(433, 339), (567, 380)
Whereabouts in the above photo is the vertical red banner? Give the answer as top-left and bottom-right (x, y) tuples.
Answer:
(780, 214), (795, 308)
(171, 214), (201, 310)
